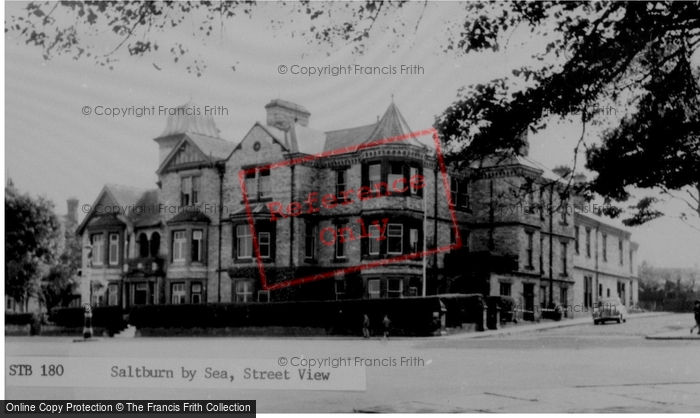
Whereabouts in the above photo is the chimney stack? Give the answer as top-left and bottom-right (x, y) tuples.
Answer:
(67, 198), (79, 225)
(265, 99), (310, 131)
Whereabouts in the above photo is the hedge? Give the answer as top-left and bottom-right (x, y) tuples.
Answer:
(130, 295), (485, 336)
(49, 306), (128, 333)
(5, 312), (36, 326)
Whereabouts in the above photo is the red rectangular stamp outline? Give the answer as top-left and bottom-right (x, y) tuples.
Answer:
(237, 127), (462, 291)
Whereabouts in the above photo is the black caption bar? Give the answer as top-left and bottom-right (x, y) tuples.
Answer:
(3, 401), (255, 415)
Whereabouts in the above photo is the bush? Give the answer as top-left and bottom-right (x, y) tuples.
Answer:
(486, 296), (517, 322)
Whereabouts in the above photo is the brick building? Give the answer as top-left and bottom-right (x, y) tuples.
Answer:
(77, 99), (638, 321)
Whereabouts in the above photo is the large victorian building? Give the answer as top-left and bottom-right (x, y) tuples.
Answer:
(78, 99), (638, 319)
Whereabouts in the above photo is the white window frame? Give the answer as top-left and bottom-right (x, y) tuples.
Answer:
(92, 234), (104, 266)
(388, 278), (403, 298)
(192, 230), (203, 262)
(368, 224), (381, 255)
(109, 233), (119, 265)
(259, 169), (271, 199)
(305, 223), (317, 259)
(368, 163), (381, 186)
(244, 169), (271, 201)
(244, 171), (258, 200)
(388, 162), (403, 193)
(387, 224), (403, 255)
(236, 281), (253, 302)
(173, 231), (187, 262)
(236, 225), (252, 259)
(409, 229), (419, 253)
(335, 235), (346, 259)
(171, 283), (186, 304)
(368, 279), (381, 299)
(335, 170), (347, 198)
(409, 166), (421, 196)
(258, 232), (271, 258)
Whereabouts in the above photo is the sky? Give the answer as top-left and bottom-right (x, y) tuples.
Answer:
(3, 2), (699, 269)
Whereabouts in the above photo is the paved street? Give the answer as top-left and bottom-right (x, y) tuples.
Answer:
(6, 313), (699, 412)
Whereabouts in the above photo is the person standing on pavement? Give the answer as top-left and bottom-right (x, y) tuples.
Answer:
(362, 314), (370, 339)
(691, 300), (700, 334)
(383, 314), (391, 339)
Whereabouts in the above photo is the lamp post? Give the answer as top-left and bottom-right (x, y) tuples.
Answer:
(83, 244), (93, 306)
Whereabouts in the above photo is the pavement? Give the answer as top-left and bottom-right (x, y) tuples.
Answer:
(646, 329), (700, 340)
(447, 311), (672, 339)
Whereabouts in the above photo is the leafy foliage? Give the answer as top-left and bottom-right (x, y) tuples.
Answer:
(5, 186), (60, 304)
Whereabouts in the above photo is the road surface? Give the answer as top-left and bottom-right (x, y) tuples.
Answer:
(6, 313), (699, 412)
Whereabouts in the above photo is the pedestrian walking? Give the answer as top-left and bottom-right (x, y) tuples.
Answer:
(383, 314), (391, 339)
(362, 314), (370, 339)
(691, 300), (700, 335)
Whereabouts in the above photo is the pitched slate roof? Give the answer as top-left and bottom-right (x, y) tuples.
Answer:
(130, 189), (161, 228)
(166, 210), (212, 224)
(77, 184), (158, 235)
(187, 133), (236, 161)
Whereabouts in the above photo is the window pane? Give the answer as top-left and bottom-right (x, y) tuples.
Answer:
(305, 223), (316, 258)
(259, 232), (270, 258)
(387, 224), (402, 254)
(237, 225), (252, 259)
(368, 280), (380, 299)
(409, 167), (421, 195)
(369, 225), (380, 254)
(410, 229), (419, 252)
(244, 172), (257, 200)
(369, 164), (381, 184)
(336, 238), (345, 258)
(259, 169), (271, 198)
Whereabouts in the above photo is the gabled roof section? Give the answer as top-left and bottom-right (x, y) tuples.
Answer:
(156, 134), (235, 174)
(77, 184), (152, 235)
(248, 122), (290, 152)
(288, 125), (327, 155)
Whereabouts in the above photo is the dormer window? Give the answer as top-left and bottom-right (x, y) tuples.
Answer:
(181, 176), (200, 206)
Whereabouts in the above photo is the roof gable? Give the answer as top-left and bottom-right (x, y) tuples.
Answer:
(157, 136), (213, 174)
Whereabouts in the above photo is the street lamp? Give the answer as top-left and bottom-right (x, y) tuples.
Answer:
(83, 244), (93, 307)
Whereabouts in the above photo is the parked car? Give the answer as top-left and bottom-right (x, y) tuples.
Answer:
(593, 297), (627, 324)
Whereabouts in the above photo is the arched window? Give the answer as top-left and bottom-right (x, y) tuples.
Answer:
(138, 233), (149, 258)
(150, 232), (161, 257)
